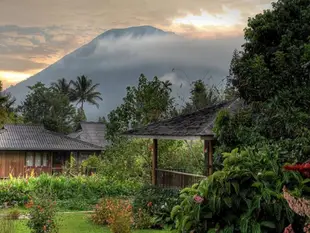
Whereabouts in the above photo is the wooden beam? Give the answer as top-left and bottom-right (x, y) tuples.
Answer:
(152, 139), (158, 185)
(124, 134), (214, 141)
(208, 140), (214, 176)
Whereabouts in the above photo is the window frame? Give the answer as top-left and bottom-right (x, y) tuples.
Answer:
(25, 152), (50, 167)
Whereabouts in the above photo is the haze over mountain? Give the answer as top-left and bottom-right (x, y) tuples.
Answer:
(6, 26), (243, 120)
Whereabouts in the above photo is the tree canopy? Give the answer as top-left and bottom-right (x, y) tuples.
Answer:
(105, 74), (176, 141)
(19, 82), (77, 133)
(228, 0), (310, 103)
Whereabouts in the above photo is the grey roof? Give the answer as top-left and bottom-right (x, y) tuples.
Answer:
(123, 99), (244, 140)
(0, 124), (103, 151)
(68, 122), (108, 148)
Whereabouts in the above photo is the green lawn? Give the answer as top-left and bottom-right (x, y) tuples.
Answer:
(12, 212), (170, 233)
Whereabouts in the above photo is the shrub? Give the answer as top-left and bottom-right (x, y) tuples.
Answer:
(26, 191), (59, 233)
(133, 185), (179, 228)
(92, 198), (133, 233)
(133, 208), (153, 229)
(91, 198), (117, 225)
(0, 174), (141, 211)
(107, 201), (133, 233)
(170, 148), (304, 233)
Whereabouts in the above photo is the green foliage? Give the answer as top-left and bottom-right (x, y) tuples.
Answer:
(70, 75), (102, 110)
(182, 79), (221, 114)
(105, 74), (175, 141)
(26, 191), (59, 233)
(0, 217), (15, 233)
(18, 82), (77, 133)
(228, 0), (310, 103)
(170, 148), (303, 233)
(100, 139), (205, 184)
(133, 185), (180, 229)
(0, 174), (141, 211)
(133, 208), (153, 229)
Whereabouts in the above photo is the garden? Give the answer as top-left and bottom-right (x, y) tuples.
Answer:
(2, 0), (310, 232)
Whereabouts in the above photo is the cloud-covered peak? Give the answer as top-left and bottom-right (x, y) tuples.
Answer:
(96, 25), (176, 40)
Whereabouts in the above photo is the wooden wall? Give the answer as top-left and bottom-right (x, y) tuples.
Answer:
(0, 151), (25, 178)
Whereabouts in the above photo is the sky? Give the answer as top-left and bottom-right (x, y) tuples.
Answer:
(0, 0), (272, 89)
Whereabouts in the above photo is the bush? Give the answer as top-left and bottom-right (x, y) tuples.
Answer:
(91, 198), (133, 233)
(107, 200), (133, 233)
(133, 185), (180, 228)
(133, 208), (153, 229)
(170, 148), (304, 233)
(26, 191), (59, 233)
(0, 174), (141, 210)
(91, 198), (118, 225)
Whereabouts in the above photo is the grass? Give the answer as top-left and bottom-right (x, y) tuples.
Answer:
(11, 212), (170, 233)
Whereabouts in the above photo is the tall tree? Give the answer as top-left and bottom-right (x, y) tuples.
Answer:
(70, 75), (102, 110)
(19, 82), (76, 133)
(105, 74), (175, 141)
(182, 80), (220, 114)
(0, 81), (21, 125)
(228, 0), (310, 103)
(51, 78), (72, 97)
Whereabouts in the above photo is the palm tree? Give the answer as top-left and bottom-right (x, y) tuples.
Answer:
(70, 75), (102, 110)
(51, 78), (72, 96)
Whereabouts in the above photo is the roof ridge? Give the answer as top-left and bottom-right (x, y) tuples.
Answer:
(45, 129), (103, 149)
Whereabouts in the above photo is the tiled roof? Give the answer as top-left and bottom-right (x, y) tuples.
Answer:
(123, 99), (244, 139)
(0, 124), (103, 151)
(68, 122), (108, 148)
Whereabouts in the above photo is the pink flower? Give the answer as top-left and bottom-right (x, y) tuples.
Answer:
(193, 194), (204, 204)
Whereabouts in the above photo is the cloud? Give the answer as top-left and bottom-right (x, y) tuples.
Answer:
(0, 0), (272, 82)
(0, 0), (272, 29)
(7, 32), (244, 120)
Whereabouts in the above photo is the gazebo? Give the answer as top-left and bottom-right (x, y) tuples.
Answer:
(123, 99), (242, 188)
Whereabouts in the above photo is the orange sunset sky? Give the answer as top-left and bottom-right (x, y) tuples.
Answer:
(0, 0), (272, 89)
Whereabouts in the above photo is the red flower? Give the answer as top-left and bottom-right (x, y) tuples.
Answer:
(193, 194), (204, 204)
(283, 224), (295, 233)
(147, 202), (153, 207)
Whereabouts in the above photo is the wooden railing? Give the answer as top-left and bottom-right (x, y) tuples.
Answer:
(156, 169), (206, 189)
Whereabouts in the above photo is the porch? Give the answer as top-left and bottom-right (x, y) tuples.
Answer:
(123, 101), (243, 189)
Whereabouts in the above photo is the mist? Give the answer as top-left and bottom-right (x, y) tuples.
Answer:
(7, 31), (244, 120)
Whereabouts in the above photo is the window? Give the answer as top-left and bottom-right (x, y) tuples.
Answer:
(35, 152), (41, 167)
(42, 153), (48, 166)
(25, 152), (50, 167)
(26, 152), (34, 166)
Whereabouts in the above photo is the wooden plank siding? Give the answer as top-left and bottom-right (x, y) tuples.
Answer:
(0, 151), (25, 178)
(0, 150), (100, 178)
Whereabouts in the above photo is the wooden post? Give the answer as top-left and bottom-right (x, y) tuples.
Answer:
(204, 140), (209, 176)
(152, 139), (158, 185)
(204, 140), (214, 176)
(208, 140), (214, 176)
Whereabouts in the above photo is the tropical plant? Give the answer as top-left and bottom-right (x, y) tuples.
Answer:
(282, 162), (310, 232)
(133, 185), (180, 229)
(51, 78), (72, 97)
(170, 148), (303, 233)
(70, 75), (102, 110)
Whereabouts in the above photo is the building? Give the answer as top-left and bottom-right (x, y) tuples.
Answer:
(0, 124), (103, 178)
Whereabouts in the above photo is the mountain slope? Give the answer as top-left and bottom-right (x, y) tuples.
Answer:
(7, 26), (243, 120)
